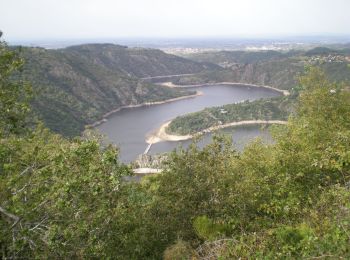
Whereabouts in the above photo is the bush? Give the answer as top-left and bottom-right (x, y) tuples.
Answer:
(163, 239), (197, 260)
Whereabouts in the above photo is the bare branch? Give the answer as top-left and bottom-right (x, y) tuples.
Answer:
(10, 217), (21, 230)
(12, 183), (29, 195)
(19, 166), (32, 176)
(340, 223), (350, 240)
(0, 206), (19, 222)
(307, 255), (340, 259)
(29, 216), (48, 231)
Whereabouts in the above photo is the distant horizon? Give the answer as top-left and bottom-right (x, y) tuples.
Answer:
(5, 34), (350, 50)
(2, 0), (349, 42)
(6, 33), (350, 42)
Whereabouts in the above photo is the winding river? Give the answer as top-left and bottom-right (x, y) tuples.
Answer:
(97, 84), (281, 162)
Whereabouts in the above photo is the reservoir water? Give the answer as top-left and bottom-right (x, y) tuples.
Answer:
(97, 84), (281, 162)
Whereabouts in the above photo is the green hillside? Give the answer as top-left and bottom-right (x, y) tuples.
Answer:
(16, 44), (212, 136)
(175, 47), (350, 90)
(185, 49), (295, 66)
(63, 44), (218, 77)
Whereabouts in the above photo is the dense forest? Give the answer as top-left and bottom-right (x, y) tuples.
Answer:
(1, 38), (350, 259)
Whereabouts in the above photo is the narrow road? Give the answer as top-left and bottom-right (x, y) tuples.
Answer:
(141, 73), (196, 80)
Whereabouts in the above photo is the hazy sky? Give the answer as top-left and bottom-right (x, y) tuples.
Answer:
(1, 0), (350, 40)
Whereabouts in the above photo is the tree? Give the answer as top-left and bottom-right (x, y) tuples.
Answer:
(0, 36), (131, 258)
(0, 34), (32, 137)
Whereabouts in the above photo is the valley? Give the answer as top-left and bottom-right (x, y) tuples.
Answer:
(17, 44), (350, 162)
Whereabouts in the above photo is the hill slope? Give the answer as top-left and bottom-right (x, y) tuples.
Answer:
(63, 44), (218, 77)
(173, 47), (350, 90)
(185, 50), (295, 67)
(17, 44), (214, 136)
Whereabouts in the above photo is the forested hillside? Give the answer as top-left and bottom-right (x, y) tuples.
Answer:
(2, 38), (350, 259)
(183, 49), (296, 66)
(63, 44), (218, 77)
(16, 44), (212, 136)
(172, 47), (350, 90)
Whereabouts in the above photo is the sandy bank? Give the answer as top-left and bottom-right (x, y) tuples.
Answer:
(88, 91), (203, 128)
(133, 168), (162, 175)
(159, 82), (290, 96)
(146, 120), (287, 144)
(146, 121), (192, 144)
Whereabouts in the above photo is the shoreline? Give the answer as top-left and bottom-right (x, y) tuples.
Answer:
(87, 91), (203, 128)
(88, 81), (289, 129)
(146, 120), (287, 144)
(159, 81), (290, 96)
